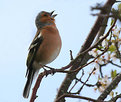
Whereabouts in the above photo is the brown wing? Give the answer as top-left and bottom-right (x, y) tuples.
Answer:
(25, 31), (43, 77)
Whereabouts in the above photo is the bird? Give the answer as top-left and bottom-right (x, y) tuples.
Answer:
(23, 11), (62, 98)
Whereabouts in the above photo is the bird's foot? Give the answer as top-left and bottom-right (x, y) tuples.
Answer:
(43, 65), (55, 75)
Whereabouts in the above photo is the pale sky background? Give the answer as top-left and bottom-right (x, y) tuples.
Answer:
(0, 0), (121, 102)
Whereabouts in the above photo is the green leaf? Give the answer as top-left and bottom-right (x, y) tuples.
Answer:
(111, 19), (114, 26)
(111, 70), (118, 89)
(111, 70), (117, 80)
(112, 8), (116, 12)
(98, 45), (104, 49)
(108, 45), (116, 53)
(110, 91), (114, 98)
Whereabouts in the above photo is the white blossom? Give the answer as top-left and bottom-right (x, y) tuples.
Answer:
(102, 39), (108, 47)
(97, 75), (110, 93)
(88, 48), (98, 57)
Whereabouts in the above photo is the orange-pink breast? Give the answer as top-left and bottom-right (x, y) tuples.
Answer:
(34, 25), (62, 68)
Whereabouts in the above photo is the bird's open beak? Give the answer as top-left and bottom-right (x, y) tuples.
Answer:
(50, 11), (57, 18)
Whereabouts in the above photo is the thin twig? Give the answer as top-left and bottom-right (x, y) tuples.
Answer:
(73, 47), (109, 73)
(55, 94), (97, 102)
(69, 69), (84, 92)
(99, 64), (104, 78)
(76, 79), (96, 87)
(75, 68), (96, 94)
(109, 61), (121, 68)
(70, 50), (73, 60)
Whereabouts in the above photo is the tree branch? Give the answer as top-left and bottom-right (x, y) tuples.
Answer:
(55, 94), (97, 102)
(97, 72), (121, 101)
(30, 73), (44, 102)
(55, 0), (116, 102)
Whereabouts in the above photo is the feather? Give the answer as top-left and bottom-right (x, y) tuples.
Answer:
(23, 31), (43, 98)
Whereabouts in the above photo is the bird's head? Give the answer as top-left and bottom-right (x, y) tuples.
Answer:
(35, 11), (57, 29)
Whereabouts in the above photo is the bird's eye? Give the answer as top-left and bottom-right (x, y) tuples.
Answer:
(43, 14), (47, 17)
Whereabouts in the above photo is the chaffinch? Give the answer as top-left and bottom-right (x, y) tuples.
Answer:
(23, 11), (62, 98)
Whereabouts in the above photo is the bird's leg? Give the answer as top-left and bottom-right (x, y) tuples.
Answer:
(43, 65), (55, 75)
(39, 64), (48, 76)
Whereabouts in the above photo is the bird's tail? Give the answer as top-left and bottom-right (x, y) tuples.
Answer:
(23, 68), (36, 98)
